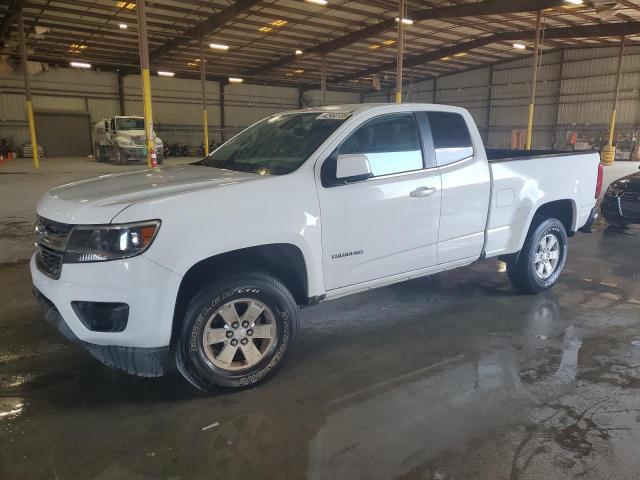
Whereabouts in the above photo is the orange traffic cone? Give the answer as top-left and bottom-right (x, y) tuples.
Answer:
(151, 150), (158, 167)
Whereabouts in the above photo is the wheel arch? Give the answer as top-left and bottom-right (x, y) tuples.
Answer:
(170, 243), (308, 349)
(533, 199), (576, 235)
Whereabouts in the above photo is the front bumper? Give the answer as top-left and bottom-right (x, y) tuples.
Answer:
(118, 146), (164, 161)
(30, 253), (182, 376)
(34, 288), (168, 376)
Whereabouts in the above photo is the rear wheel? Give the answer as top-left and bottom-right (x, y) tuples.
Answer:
(95, 144), (105, 162)
(115, 147), (126, 165)
(507, 216), (567, 294)
(176, 270), (298, 391)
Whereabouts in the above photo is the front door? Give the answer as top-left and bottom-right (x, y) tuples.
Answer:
(317, 112), (442, 291)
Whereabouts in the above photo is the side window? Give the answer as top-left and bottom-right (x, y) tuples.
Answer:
(427, 112), (473, 166)
(323, 113), (423, 184)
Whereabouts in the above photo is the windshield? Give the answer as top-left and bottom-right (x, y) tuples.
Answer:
(116, 117), (145, 131)
(197, 112), (348, 175)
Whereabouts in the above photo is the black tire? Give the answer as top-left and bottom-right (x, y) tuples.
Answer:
(95, 144), (106, 162)
(115, 147), (127, 165)
(507, 215), (568, 294)
(176, 270), (298, 391)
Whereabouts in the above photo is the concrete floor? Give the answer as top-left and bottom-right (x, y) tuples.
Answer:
(1, 156), (640, 480)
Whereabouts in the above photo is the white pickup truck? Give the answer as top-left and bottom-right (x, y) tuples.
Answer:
(31, 104), (602, 390)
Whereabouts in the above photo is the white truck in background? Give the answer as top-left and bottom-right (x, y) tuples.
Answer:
(33, 104), (602, 391)
(94, 116), (164, 164)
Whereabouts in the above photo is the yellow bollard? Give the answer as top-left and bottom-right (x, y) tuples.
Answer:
(601, 145), (615, 166)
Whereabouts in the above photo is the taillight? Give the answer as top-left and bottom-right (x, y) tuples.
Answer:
(595, 162), (604, 199)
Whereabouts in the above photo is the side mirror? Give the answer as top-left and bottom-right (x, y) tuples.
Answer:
(336, 154), (372, 182)
(104, 121), (109, 131)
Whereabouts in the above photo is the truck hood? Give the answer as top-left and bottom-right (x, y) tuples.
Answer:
(37, 165), (262, 224)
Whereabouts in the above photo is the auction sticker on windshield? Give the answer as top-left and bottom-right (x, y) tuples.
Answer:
(316, 112), (352, 120)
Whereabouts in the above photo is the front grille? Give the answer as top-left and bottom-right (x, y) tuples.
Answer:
(620, 193), (640, 220)
(132, 135), (146, 145)
(36, 245), (64, 279)
(35, 217), (74, 279)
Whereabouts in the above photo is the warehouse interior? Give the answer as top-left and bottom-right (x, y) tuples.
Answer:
(1, 1), (640, 479)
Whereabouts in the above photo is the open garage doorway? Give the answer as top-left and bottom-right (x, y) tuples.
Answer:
(34, 110), (92, 157)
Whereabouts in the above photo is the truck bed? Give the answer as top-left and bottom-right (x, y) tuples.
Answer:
(486, 148), (597, 162)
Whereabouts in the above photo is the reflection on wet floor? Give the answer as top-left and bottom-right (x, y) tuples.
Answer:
(1, 222), (640, 479)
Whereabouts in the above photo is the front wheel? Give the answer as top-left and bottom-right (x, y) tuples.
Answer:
(507, 216), (568, 294)
(176, 270), (298, 391)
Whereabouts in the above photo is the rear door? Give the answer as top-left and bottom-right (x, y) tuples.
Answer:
(317, 111), (442, 291)
(427, 110), (491, 264)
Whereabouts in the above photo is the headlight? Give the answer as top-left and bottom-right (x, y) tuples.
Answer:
(154, 138), (163, 146)
(116, 137), (133, 146)
(606, 183), (623, 196)
(64, 220), (160, 263)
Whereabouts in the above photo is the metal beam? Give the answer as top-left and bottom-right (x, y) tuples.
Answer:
(137, 0), (155, 168)
(150, 0), (262, 61)
(18, 9), (38, 168)
(117, 71), (126, 115)
(200, 36), (209, 156)
(219, 80), (227, 142)
(0, 0), (26, 47)
(327, 21), (640, 86)
(247, 0), (567, 77)
(396, 0), (406, 104)
(525, 10), (542, 150)
(603, 36), (626, 165)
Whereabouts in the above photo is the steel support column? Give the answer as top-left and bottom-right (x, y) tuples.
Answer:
(219, 80), (226, 142)
(525, 10), (542, 150)
(18, 11), (38, 168)
(485, 65), (494, 143)
(200, 37), (209, 156)
(552, 49), (564, 149)
(136, 0), (155, 167)
(320, 55), (327, 106)
(117, 71), (126, 115)
(603, 36), (625, 165)
(432, 77), (437, 103)
(396, 0), (405, 103)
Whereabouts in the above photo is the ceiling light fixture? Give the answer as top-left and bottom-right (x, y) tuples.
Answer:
(305, 0), (328, 5)
(70, 61), (92, 69)
(119, 23), (128, 30)
(228, 77), (244, 83)
(395, 17), (414, 25)
(209, 43), (229, 51)
(295, 49), (303, 55)
(513, 42), (526, 50)
(157, 71), (175, 77)
(564, 0), (583, 4)
(115, 1), (135, 9)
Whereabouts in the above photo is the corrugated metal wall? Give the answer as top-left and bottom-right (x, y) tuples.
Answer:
(363, 45), (640, 150)
(0, 65), (359, 153)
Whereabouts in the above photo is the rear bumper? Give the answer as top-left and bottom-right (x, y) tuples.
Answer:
(34, 288), (169, 377)
(579, 206), (599, 233)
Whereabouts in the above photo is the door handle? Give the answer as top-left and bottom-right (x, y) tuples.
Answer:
(410, 187), (437, 198)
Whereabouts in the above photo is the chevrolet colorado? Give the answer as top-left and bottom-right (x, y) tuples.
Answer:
(31, 104), (602, 390)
